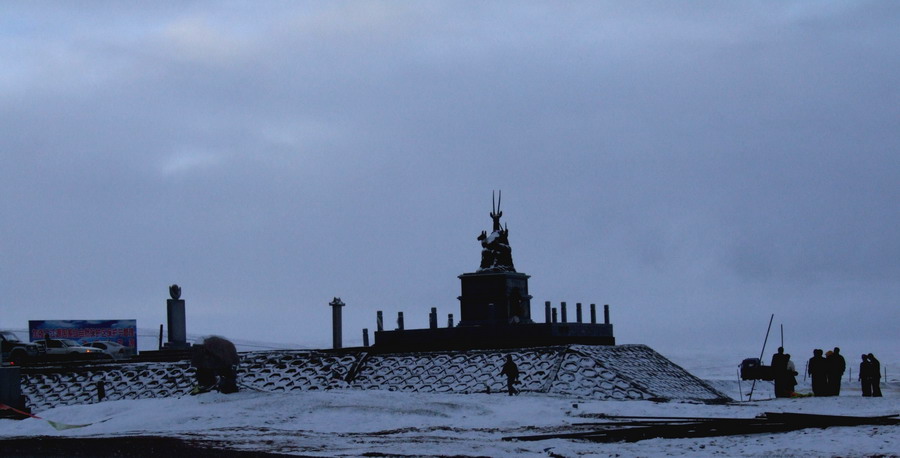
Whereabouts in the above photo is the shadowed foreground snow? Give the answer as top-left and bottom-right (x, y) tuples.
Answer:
(3, 385), (899, 456)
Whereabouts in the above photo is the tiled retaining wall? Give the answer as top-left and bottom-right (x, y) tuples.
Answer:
(21, 344), (730, 412)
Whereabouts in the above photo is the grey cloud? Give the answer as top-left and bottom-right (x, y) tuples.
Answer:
(2, 2), (898, 356)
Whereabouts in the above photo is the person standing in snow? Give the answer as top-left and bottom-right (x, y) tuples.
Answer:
(500, 355), (520, 396)
(826, 347), (846, 396)
(867, 353), (882, 397)
(771, 347), (789, 397)
(859, 354), (873, 397)
(808, 349), (828, 397)
(784, 354), (798, 396)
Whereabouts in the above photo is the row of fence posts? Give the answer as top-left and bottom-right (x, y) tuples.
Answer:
(543, 302), (610, 325)
(358, 302), (610, 348)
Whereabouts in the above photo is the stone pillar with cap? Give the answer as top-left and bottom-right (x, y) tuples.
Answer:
(166, 284), (189, 349)
(329, 297), (345, 349)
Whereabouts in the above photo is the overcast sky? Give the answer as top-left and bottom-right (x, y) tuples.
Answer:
(2, 2), (898, 358)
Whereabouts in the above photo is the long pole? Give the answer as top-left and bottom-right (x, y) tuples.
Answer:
(780, 324), (784, 349)
(748, 314), (775, 402)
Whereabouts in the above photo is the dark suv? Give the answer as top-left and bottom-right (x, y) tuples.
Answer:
(1, 330), (44, 366)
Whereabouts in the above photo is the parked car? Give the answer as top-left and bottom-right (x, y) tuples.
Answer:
(35, 338), (111, 361)
(86, 341), (134, 360)
(1, 330), (44, 365)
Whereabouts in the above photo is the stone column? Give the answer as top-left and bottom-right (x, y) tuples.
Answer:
(329, 297), (345, 349)
(166, 284), (187, 348)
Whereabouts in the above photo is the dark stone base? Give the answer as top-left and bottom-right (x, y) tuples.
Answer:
(458, 271), (533, 325)
(374, 323), (614, 352)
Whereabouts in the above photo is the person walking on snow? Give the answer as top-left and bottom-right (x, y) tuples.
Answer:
(500, 355), (520, 396)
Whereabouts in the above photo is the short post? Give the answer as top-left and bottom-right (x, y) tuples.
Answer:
(544, 301), (551, 324)
(590, 304), (597, 324)
(397, 312), (404, 331)
(96, 380), (106, 402)
(376, 311), (384, 332)
(158, 324), (163, 350)
(576, 303), (583, 323)
(362, 328), (369, 347)
(604, 304), (610, 325)
(329, 297), (345, 349)
(552, 308), (558, 323)
(429, 307), (438, 329)
(448, 313), (454, 327)
(488, 303), (496, 322)
(560, 302), (568, 323)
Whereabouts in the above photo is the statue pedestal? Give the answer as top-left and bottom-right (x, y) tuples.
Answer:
(458, 271), (533, 326)
(166, 299), (189, 348)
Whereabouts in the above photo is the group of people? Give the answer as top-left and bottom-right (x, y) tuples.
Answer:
(859, 353), (883, 397)
(805, 347), (846, 397)
(772, 346), (883, 398)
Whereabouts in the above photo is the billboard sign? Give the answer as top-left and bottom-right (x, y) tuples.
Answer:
(28, 320), (138, 350)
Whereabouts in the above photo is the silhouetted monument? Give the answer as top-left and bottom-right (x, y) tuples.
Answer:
(169, 284), (182, 300)
(459, 191), (533, 326)
(165, 284), (189, 349)
(477, 190), (515, 273)
(373, 192), (614, 351)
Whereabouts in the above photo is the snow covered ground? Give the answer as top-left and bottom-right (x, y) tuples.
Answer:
(2, 384), (898, 456)
(2, 347), (898, 457)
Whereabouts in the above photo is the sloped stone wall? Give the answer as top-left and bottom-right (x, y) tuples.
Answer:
(238, 352), (357, 391)
(348, 347), (562, 394)
(21, 362), (195, 412)
(20, 344), (729, 412)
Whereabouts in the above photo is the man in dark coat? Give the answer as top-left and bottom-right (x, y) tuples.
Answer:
(868, 353), (883, 397)
(826, 347), (846, 396)
(500, 355), (520, 396)
(859, 354), (873, 397)
(771, 347), (789, 397)
(808, 349), (828, 396)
